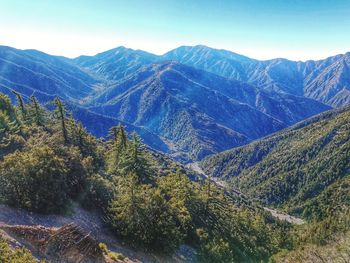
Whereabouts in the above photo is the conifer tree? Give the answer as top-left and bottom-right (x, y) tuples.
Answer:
(54, 97), (68, 143)
(28, 96), (46, 126)
(106, 124), (128, 174)
(108, 125), (118, 142)
(119, 132), (153, 183)
(12, 91), (27, 121)
(0, 94), (21, 152)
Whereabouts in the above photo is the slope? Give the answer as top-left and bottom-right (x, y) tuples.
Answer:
(0, 45), (99, 102)
(200, 107), (350, 213)
(164, 45), (350, 107)
(86, 61), (330, 160)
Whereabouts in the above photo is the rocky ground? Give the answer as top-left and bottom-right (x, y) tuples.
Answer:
(0, 203), (197, 263)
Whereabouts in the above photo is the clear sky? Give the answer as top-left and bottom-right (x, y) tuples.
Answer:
(0, 0), (349, 60)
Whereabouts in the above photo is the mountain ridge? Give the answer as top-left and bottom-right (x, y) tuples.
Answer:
(1, 44), (347, 161)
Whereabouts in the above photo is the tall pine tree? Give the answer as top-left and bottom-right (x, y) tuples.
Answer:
(54, 97), (68, 144)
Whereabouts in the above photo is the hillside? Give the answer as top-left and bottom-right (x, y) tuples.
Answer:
(1, 92), (298, 263)
(85, 61), (330, 160)
(200, 107), (350, 214)
(1, 92), (348, 262)
(164, 45), (350, 107)
(0, 46), (98, 102)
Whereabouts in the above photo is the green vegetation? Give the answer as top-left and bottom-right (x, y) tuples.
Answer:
(201, 107), (350, 261)
(201, 107), (350, 212)
(269, 231), (350, 263)
(108, 251), (125, 261)
(0, 92), (291, 262)
(1, 92), (349, 262)
(0, 237), (39, 263)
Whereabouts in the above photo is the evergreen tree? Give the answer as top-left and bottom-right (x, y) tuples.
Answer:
(28, 96), (46, 126)
(54, 97), (68, 143)
(119, 132), (153, 183)
(12, 91), (27, 121)
(0, 94), (21, 155)
(106, 124), (128, 174)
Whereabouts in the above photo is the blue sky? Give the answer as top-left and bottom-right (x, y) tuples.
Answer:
(0, 0), (349, 60)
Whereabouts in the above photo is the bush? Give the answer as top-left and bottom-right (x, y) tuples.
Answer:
(0, 237), (38, 263)
(108, 252), (125, 261)
(0, 146), (69, 213)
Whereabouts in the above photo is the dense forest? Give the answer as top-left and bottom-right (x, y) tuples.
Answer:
(0, 92), (349, 262)
(201, 107), (350, 262)
(0, 92), (291, 262)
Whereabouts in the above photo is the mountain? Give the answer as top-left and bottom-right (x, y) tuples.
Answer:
(0, 44), (344, 161)
(74, 45), (350, 108)
(74, 46), (158, 81)
(163, 45), (254, 80)
(164, 45), (350, 107)
(85, 61), (330, 160)
(200, 106), (350, 213)
(0, 46), (98, 102)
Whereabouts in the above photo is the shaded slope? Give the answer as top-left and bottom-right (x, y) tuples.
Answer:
(86, 61), (329, 160)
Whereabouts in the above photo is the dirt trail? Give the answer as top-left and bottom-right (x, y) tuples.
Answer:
(263, 208), (305, 225)
(0, 203), (196, 263)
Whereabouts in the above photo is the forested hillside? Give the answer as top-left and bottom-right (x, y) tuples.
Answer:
(200, 107), (350, 212)
(0, 92), (296, 262)
(200, 107), (350, 261)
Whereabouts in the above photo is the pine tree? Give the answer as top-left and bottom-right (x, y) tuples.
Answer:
(0, 111), (20, 148)
(28, 96), (46, 126)
(12, 91), (27, 121)
(108, 126), (118, 142)
(106, 124), (128, 174)
(119, 132), (153, 183)
(0, 94), (21, 151)
(54, 97), (68, 143)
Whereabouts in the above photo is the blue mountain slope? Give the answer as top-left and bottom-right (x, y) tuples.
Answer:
(0, 44), (342, 161)
(163, 46), (350, 107)
(0, 46), (98, 102)
(74, 46), (158, 81)
(85, 62), (329, 160)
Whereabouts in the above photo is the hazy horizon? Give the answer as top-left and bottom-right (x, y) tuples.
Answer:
(2, 43), (350, 62)
(1, 0), (349, 61)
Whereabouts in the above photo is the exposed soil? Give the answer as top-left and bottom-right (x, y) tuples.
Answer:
(0, 203), (197, 263)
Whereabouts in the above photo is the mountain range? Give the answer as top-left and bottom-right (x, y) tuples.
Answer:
(1, 44), (350, 161)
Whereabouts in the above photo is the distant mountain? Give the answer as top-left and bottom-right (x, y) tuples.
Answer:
(85, 61), (329, 160)
(163, 45), (254, 80)
(200, 106), (350, 213)
(164, 45), (350, 107)
(74, 46), (158, 81)
(73, 45), (350, 107)
(0, 46), (98, 103)
(1, 44), (346, 161)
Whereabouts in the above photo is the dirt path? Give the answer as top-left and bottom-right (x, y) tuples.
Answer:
(263, 208), (305, 225)
(0, 203), (197, 263)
